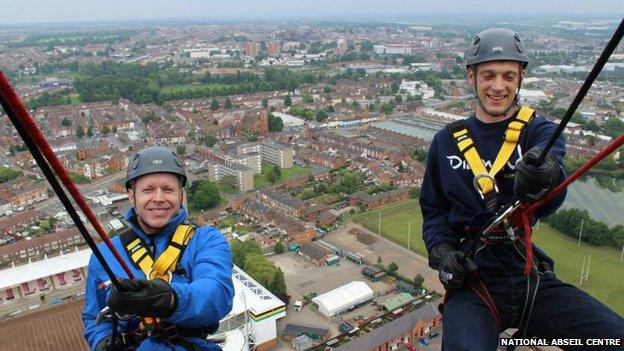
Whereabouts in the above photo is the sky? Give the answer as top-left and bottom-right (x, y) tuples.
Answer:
(0, 0), (622, 24)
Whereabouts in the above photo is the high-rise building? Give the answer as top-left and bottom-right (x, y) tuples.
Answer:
(267, 41), (280, 56)
(244, 42), (259, 57)
(207, 161), (255, 191)
(337, 39), (348, 55)
(261, 142), (294, 169)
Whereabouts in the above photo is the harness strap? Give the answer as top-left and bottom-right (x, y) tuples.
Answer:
(466, 271), (503, 331)
(121, 224), (195, 282)
(447, 106), (535, 211)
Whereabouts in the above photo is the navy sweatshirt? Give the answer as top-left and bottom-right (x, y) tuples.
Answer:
(419, 111), (566, 277)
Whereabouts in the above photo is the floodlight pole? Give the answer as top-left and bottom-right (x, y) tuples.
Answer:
(577, 219), (584, 246)
(408, 222), (411, 251)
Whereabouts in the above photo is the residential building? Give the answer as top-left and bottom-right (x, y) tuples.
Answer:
(257, 188), (302, 217)
(245, 42), (259, 57)
(331, 302), (442, 351)
(261, 142), (293, 168)
(267, 41), (280, 56)
(349, 189), (409, 209)
(207, 161), (254, 192)
(0, 228), (84, 264)
(337, 39), (348, 55)
(399, 80), (435, 100)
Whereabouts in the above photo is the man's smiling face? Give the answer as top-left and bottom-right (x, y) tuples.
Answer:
(468, 60), (524, 122)
(128, 173), (183, 234)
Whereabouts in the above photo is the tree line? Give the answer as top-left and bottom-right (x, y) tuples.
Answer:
(545, 208), (624, 248)
(72, 61), (323, 104)
(231, 240), (288, 301)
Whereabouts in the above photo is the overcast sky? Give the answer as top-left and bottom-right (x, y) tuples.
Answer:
(0, 0), (622, 24)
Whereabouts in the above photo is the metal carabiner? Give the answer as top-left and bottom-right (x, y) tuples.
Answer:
(472, 173), (499, 199)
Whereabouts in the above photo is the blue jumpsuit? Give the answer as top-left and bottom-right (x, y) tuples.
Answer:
(82, 207), (234, 350)
(420, 113), (624, 350)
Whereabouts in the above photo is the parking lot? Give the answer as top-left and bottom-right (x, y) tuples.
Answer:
(324, 223), (443, 293)
(268, 225), (445, 350)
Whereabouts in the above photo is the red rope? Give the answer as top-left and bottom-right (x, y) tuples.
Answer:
(512, 133), (624, 276)
(0, 72), (135, 279)
(527, 134), (624, 215)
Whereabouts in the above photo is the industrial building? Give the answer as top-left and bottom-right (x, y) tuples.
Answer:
(0, 250), (286, 351)
(312, 281), (374, 317)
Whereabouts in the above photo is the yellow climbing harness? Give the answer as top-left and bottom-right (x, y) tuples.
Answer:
(448, 106), (535, 210)
(123, 224), (195, 282)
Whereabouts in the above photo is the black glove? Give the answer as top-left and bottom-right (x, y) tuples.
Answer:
(107, 278), (177, 318)
(429, 243), (478, 291)
(95, 336), (112, 351)
(514, 147), (560, 203)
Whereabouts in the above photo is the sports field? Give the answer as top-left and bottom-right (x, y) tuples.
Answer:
(352, 199), (624, 315)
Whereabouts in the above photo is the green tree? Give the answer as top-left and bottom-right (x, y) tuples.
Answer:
(272, 165), (282, 178)
(388, 262), (399, 273)
(188, 179), (221, 212)
(211, 99), (220, 110)
(302, 94), (314, 103)
(274, 241), (285, 254)
(0, 167), (23, 183)
(413, 274), (424, 290)
(224, 97), (233, 109)
(316, 110), (328, 122)
(271, 268), (287, 299)
(377, 256), (383, 265)
(203, 134), (217, 147)
(87, 125), (94, 137)
(409, 187), (421, 199)
(610, 225), (624, 248)
(176, 144), (186, 156)
(284, 94), (292, 107)
(141, 111), (157, 123)
(395, 94), (403, 103)
(337, 171), (364, 194)
(70, 173), (90, 184)
(262, 98), (268, 108)
(379, 102), (395, 114)
(268, 113), (284, 132)
(61, 117), (72, 127)
(101, 125), (110, 135)
(187, 129), (196, 140)
(604, 117), (624, 138)
(267, 170), (278, 183)
(76, 126), (85, 138)
(231, 240), (263, 267)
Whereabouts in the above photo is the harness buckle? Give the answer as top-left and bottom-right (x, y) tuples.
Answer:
(147, 268), (173, 282)
(472, 173), (499, 199)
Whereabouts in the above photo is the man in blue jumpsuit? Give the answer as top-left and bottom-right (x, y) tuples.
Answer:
(82, 146), (234, 350)
(420, 28), (624, 350)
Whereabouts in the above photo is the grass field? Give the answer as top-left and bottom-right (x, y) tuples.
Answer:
(352, 199), (624, 315)
(253, 162), (310, 189)
(69, 93), (81, 104)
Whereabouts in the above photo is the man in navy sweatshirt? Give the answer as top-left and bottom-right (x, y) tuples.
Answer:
(420, 28), (624, 350)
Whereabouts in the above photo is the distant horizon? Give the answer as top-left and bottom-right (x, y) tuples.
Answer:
(0, 0), (621, 26)
(0, 13), (621, 28)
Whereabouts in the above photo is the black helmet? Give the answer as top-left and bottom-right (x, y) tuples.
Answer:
(465, 28), (529, 68)
(125, 146), (187, 190)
